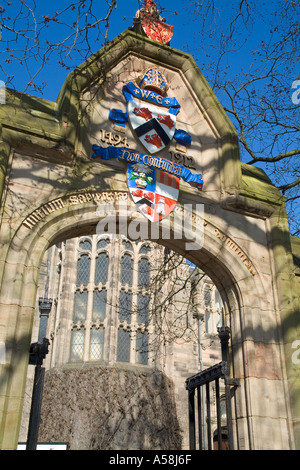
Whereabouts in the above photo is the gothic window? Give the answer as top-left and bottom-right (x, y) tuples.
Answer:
(97, 237), (110, 250)
(71, 237), (109, 362)
(117, 329), (130, 362)
(203, 284), (223, 334)
(136, 331), (148, 365)
(69, 237), (155, 366)
(70, 328), (85, 362)
(89, 328), (104, 361)
(136, 251), (151, 365)
(119, 290), (132, 322)
(203, 285), (211, 333)
(93, 289), (107, 322)
(122, 240), (133, 252)
(204, 286), (211, 306)
(74, 290), (88, 322)
(46, 236), (225, 372)
(121, 254), (133, 286)
(137, 294), (149, 325)
(115, 242), (152, 366)
(117, 249), (133, 364)
(76, 254), (90, 285)
(205, 310), (213, 334)
(139, 244), (151, 255)
(215, 290), (223, 330)
(138, 258), (150, 288)
(95, 252), (109, 285)
(79, 239), (92, 251)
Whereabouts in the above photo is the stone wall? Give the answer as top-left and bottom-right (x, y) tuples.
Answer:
(38, 365), (182, 450)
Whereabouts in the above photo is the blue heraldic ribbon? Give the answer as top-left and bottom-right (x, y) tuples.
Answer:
(92, 145), (203, 190)
(122, 81), (181, 115)
(109, 109), (191, 147)
(108, 82), (192, 148)
(109, 109), (128, 126)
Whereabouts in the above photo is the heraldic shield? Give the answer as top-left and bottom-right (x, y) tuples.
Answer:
(93, 67), (202, 223)
(127, 161), (179, 222)
(123, 69), (180, 155)
(141, 15), (174, 44)
(128, 100), (176, 154)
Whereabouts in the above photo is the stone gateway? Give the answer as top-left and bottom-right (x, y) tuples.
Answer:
(0, 3), (299, 451)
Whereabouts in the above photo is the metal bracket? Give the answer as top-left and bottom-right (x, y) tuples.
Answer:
(29, 338), (50, 366)
(225, 377), (241, 387)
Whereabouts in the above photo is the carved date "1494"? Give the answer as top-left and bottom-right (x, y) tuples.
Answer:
(100, 129), (130, 148)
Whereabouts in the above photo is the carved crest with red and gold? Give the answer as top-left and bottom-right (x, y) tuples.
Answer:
(134, 0), (174, 44)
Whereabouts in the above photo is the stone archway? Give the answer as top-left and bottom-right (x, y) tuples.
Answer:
(0, 193), (292, 449)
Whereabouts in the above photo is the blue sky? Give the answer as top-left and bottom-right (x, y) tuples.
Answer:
(0, 0), (273, 101)
(1, 1), (188, 99)
(1, 1), (299, 233)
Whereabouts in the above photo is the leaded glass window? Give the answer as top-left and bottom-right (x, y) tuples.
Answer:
(89, 328), (104, 360)
(117, 329), (130, 362)
(204, 286), (211, 305)
(79, 239), (92, 251)
(70, 236), (155, 367)
(136, 331), (148, 365)
(93, 289), (107, 321)
(71, 328), (85, 361)
(139, 244), (150, 255)
(117, 243), (152, 365)
(76, 255), (90, 285)
(138, 258), (150, 288)
(215, 290), (221, 309)
(122, 240), (133, 251)
(205, 310), (213, 334)
(121, 254), (133, 286)
(119, 291), (132, 322)
(97, 238), (110, 250)
(95, 252), (108, 284)
(215, 290), (223, 330)
(216, 311), (223, 329)
(137, 294), (149, 325)
(74, 290), (88, 322)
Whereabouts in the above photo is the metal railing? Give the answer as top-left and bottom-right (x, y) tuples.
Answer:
(185, 327), (240, 450)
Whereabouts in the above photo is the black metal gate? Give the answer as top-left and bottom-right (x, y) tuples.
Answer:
(185, 327), (240, 450)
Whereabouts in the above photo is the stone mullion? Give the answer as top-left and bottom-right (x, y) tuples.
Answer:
(143, 284), (153, 365)
(106, 238), (120, 365)
(114, 242), (123, 363)
(130, 250), (140, 364)
(211, 285), (216, 334)
(149, 248), (164, 368)
(46, 246), (60, 365)
(58, 239), (78, 366)
(83, 240), (96, 362)
(49, 242), (65, 368)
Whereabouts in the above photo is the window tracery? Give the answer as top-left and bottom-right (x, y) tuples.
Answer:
(71, 236), (109, 362)
(68, 235), (223, 367)
(203, 282), (223, 334)
(116, 241), (151, 366)
(76, 254), (90, 286)
(121, 253), (133, 286)
(138, 257), (150, 289)
(95, 252), (109, 285)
